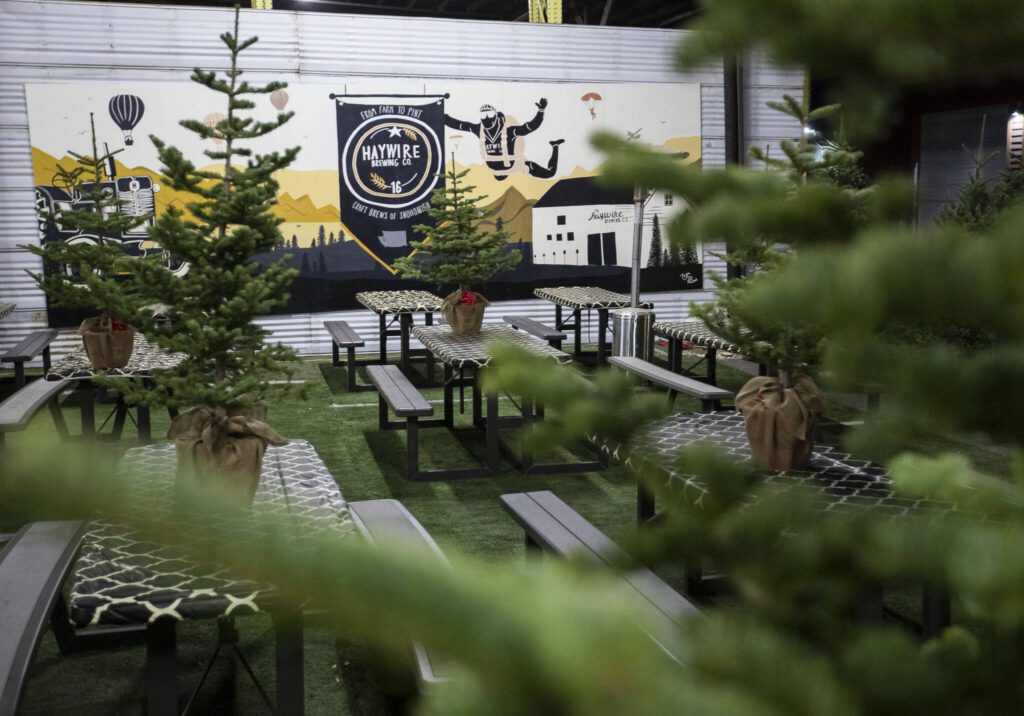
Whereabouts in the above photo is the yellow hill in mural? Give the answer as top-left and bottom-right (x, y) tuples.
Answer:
(478, 185), (536, 244)
(272, 192), (340, 222)
(663, 136), (703, 165)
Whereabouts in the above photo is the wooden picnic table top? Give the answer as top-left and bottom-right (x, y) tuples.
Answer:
(45, 334), (186, 381)
(652, 320), (743, 353)
(355, 290), (444, 315)
(533, 286), (653, 310)
(412, 324), (572, 370)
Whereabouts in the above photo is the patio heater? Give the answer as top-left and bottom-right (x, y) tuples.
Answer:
(609, 182), (656, 360)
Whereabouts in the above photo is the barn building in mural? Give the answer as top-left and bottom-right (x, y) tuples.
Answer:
(530, 176), (686, 268)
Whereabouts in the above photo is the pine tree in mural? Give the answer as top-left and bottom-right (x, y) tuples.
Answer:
(328, 230), (336, 244)
(317, 224), (326, 247)
(646, 214), (663, 267)
(300, 253), (311, 274)
(291, 235), (298, 249)
(115, 8), (300, 423)
(317, 251), (327, 274)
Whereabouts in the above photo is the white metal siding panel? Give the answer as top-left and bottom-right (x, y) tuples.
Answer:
(0, 0), (802, 357)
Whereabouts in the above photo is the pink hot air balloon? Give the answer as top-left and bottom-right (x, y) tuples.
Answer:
(270, 89), (289, 111)
(203, 112), (226, 145)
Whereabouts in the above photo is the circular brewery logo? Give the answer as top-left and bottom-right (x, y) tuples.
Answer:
(342, 114), (442, 210)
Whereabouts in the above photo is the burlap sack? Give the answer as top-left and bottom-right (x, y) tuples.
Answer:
(442, 289), (489, 335)
(168, 406), (288, 508)
(736, 375), (825, 471)
(79, 315), (136, 369)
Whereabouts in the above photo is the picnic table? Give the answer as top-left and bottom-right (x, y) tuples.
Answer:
(356, 290), (442, 381)
(411, 324), (604, 476)
(631, 409), (952, 635)
(0, 303), (15, 320)
(652, 320), (764, 385)
(65, 439), (354, 713)
(533, 287), (653, 365)
(45, 334), (186, 443)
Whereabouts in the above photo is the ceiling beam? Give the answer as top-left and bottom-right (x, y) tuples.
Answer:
(599, 0), (613, 25)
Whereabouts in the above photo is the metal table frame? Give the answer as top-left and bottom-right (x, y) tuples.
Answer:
(410, 325), (607, 479)
(45, 336), (184, 444)
(534, 287), (652, 366)
(356, 290), (443, 385)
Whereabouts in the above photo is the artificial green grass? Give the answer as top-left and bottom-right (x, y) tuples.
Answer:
(2, 348), (1013, 714)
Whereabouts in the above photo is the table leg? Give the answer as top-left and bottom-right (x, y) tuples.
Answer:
(79, 383), (96, 440)
(597, 309), (609, 364)
(146, 619), (177, 716)
(443, 364), (454, 428)
(400, 314), (412, 376)
(274, 610), (305, 716)
(472, 378), (483, 427)
(111, 395), (128, 440)
(379, 314), (388, 363)
(637, 483), (655, 523)
(573, 308), (582, 356)
(137, 404), (152, 444)
(425, 312), (436, 383)
(520, 396), (534, 472)
(486, 390), (500, 471)
(922, 589), (951, 639)
(706, 347), (718, 386)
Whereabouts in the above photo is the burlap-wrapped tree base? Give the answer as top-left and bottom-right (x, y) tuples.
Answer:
(442, 289), (489, 335)
(79, 316), (136, 369)
(736, 375), (825, 471)
(169, 406), (288, 508)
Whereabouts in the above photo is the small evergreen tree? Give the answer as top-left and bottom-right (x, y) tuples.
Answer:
(646, 214), (663, 267)
(114, 8), (300, 414)
(317, 224), (326, 246)
(291, 235), (298, 249)
(393, 164), (520, 292)
(328, 230), (335, 244)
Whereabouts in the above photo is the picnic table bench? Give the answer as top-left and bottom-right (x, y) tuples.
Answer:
(502, 315), (566, 348)
(501, 490), (700, 663)
(608, 355), (733, 412)
(324, 319), (374, 392)
(2, 328), (59, 389)
(0, 377), (70, 447)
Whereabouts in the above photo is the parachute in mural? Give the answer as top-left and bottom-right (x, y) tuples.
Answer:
(270, 89), (290, 111)
(108, 94), (145, 146)
(581, 92), (602, 120)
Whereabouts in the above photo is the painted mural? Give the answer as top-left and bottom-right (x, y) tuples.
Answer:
(26, 80), (701, 323)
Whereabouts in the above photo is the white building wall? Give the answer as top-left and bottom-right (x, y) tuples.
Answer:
(0, 0), (804, 359)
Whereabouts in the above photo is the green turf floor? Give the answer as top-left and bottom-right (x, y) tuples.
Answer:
(2, 348), (1012, 714)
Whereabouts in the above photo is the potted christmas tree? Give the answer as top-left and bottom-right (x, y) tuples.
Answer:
(394, 164), (520, 334)
(29, 114), (147, 369)
(691, 89), (867, 470)
(112, 9), (301, 506)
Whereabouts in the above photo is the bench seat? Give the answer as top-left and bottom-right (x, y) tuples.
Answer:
(500, 491), (699, 663)
(324, 320), (373, 392)
(0, 521), (84, 715)
(0, 378), (69, 446)
(348, 499), (450, 688)
(1, 329), (59, 388)
(503, 316), (566, 348)
(608, 355), (733, 412)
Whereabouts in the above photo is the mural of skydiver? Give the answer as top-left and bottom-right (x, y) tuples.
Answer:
(444, 98), (564, 181)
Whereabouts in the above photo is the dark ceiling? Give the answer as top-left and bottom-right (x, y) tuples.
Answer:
(103, 0), (701, 28)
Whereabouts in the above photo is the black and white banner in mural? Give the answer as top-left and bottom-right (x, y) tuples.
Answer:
(335, 97), (445, 267)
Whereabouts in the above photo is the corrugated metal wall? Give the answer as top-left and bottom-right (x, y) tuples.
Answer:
(0, 0), (803, 360)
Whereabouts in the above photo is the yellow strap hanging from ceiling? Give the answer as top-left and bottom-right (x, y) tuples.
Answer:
(251, 0), (272, 8)
(528, 0), (562, 23)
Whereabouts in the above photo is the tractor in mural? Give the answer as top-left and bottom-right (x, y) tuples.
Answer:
(34, 173), (189, 280)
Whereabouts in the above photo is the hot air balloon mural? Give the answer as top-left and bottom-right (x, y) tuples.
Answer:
(203, 112), (226, 145)
(581, 91), (602, 120)
(108, 94), (145, 146)
(269, 88), (290, 111)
